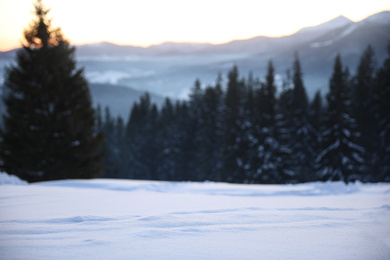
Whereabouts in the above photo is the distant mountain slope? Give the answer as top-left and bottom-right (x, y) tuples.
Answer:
(0, 84), (165, 124)
(1, 11), (389, 100)
(297, 15), (353, 35)
(77, 10), (390, 98)
(89, 83), (165, 120)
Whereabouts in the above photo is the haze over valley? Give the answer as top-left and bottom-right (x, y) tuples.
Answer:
(1, 10), (389, 119)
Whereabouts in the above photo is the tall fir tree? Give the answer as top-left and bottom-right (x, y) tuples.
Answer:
(353, 45), (376, 131)
(307, 91), (323, 181)
(197, 83), (223, 181)
(220, 66), (246, 182)
(99, 107), (124, 179)
(0, 0), (104, 182)
(240, 73), (259, 183)
(289, 53), (315, 181)
(372, 42), (390, 181)
(156, 97), (181, 180)
(172, 100), (194, 181)
(125, 93), (159, 180)
(186, 79), (205, 181)
(353, 45), (377, 176)
(254, 61), (293, 183)
(316, 55), (364, 183)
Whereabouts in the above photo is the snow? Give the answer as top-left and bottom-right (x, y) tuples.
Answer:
(310, 23), (359, 49)
(336, 23), (358, 40)
(0, 172), (27, 185)
(364, 11), (390, 25)
(1, 176), (390, 259)
(299, 15), (352, 35)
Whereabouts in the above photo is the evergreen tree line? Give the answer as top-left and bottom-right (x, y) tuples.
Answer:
(98, 44), (390, 184)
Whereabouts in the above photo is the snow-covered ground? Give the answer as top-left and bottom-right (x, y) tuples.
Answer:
(0, 173), (389, 259)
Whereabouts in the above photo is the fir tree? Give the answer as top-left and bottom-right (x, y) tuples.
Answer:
(309, 91), (323, 133)
(353, 45), (376, 133)
(254, 61), (293, 183)
(125, 93), (159, 180)
(316, 55), (364, 183)
(172, 100), (194, 181)
(292, 53), (309, 113)
(353, 45), (377, 175)
(100, 107), (123, 178)
(156, 97), (181, 180)
(0, 0), (104, 182)
(289, 53), (314, 181)
(240, 73), (259, 183)
(186, 79), (205, 181)
(220, 66), (246, 182)
(373, 42), (390, 181)
(307, 91), (323, 181)
(197, 84), (223, 181)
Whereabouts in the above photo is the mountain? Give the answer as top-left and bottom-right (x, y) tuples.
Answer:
(0, 83), (164, 124)
(76, 10), (390, 98)
(89, 83), (165, 120)
(297, 15), (353, 35)
(1, 10), (389, 116)
(364, 10), (390, 24)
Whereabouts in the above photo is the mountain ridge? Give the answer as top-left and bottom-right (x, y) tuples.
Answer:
(2, 11), (388, 55)
(1, 10), (389, 120)
(73, 11), (389, 54)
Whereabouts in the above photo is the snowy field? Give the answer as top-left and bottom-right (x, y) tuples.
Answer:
(1, 173), (390, 259)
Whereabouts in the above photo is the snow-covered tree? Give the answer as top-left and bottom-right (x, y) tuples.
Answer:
(352, 45), (378, 177)
(372, 42), (390, 181)
(220, 66), (247, 182)
(0, 0), (104, 182)
(254, 61), (293, 184)
(307, 91), (324, 181)
(285, 54), (316, 181)
(316, 55), (365, 183)
(124, 93), (159, 180)
(197, 82), (224, 181)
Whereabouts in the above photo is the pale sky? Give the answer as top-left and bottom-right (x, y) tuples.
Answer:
(0, 0), (389, 51)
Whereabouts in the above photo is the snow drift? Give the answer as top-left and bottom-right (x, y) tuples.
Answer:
(0, 177), (389, 259)
(0, 172), (27, 185)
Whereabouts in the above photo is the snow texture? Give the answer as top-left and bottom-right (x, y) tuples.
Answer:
(0, 172), (28, 185)
(0, 177), (389, 259)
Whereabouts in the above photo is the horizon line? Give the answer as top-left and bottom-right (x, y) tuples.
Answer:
(1, 9), (389, 52)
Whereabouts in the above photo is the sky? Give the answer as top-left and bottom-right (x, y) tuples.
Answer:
(0, 0), (389, 51)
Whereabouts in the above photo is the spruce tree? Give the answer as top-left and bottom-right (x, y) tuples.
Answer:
(254, 61), (293, 183)
(0, 0), (104, 182)
(316, 55), (364, 183)
(125, 93), (159, 180)
(353, 45), (376, 134)
(373, 42), (390, 181)
(100, 107), (123, 179)
(289, 53), (314, 181)
(186, 79), (204, 181)
(197, 84), (223, 181)
(353, 45), (377, 175)
(155, 97), (181, 180)
(307, 91), (323, 181)
(220, 66), (246, 182)
(240, 74), (259, 183)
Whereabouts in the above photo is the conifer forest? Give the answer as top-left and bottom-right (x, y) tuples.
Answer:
(0, 1), (389, 184)
(97, 44), (390, 184)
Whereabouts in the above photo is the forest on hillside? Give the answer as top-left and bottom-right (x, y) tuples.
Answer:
(1, 1), (388, 185)
(97, 44), (390, 184)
